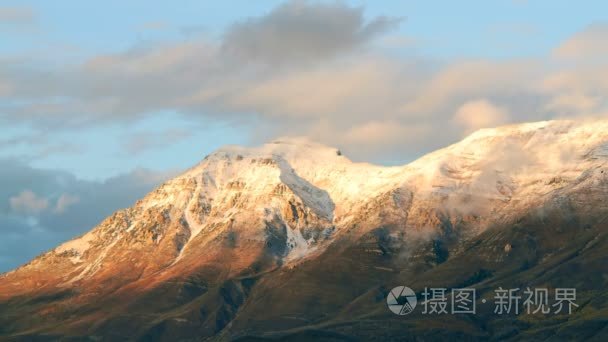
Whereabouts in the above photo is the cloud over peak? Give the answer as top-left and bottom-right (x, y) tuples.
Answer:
(454, 99), (510, 134)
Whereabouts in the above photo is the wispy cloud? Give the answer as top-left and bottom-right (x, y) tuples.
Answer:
(554, 22), (608, 61)
(0, 6), (35, 24)
(124, 128), (193, 154)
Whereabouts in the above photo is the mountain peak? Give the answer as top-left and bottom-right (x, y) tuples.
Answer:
(207, 137), (345, 165)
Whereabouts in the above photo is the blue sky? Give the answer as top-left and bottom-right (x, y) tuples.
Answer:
(0, 0), (607, 271)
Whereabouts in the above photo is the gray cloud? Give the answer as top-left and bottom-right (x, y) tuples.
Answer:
(221, 0), (401, 65)
(0, 159), (175, 272)
(0, 1), (401, 128)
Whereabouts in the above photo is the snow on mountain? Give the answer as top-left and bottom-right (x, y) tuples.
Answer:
(9, 119), (608, 285)
(404, 120), (608, 208)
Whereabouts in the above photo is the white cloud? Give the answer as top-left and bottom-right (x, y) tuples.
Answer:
(54, 194), (80, 214)
(454, 99), (510, 134)
(228, 59), (400, 118)
(554, 23), (608, 61)
(544, 93), (601, 115)
(9, 190), (48, 215)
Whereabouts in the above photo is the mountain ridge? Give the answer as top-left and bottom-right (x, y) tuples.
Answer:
(3, 119), (608, 282)
(1, 119), (608, 341)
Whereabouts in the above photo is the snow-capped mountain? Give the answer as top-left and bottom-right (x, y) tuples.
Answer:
(2, 120), (608, 341)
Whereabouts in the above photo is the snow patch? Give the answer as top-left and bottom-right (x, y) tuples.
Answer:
(69, 234), (121, 282)
(284, 224), (315, 262)
(55, 233), (95, 264)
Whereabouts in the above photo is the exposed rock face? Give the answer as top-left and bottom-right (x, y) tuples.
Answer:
(1, 120), (608, 341)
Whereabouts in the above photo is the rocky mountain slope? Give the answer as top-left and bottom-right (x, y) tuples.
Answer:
(1, 120), (607, 341)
